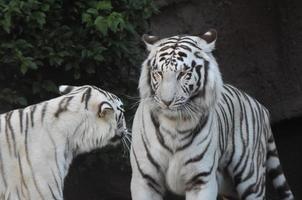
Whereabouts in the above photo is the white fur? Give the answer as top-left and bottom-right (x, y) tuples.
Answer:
(131, 33), (294, 200)
(0, 85), (126, 200)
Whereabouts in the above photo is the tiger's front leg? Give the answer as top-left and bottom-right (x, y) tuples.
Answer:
(131, 175), (164, 200)
(185, 175), (219, 200)
(130, 148), (165, 200)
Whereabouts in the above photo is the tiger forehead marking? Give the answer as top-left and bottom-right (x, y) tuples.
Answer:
(149, 36), (205, 72)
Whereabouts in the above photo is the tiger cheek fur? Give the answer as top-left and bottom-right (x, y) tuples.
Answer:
(130, 30), (294, 200)
(0, 85), (127, 200)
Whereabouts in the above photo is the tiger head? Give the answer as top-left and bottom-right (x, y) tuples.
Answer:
(139, 29), (223, 119)
(58, 85), (128, 154)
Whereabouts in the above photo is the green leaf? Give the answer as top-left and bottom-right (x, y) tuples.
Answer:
(94, 54), (104, 61)
(86, 8), (98, 16)
(96, 1), (112, 11)
(41, 4), (50, 12)
(32, 11), (46, 28)
(20, 64), (28, 74)
(94, 16), (108, 35)
(82, 13), (92, 24)
(2, 13), (12, 33)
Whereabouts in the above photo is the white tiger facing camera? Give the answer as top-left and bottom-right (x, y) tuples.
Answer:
(130, 30), (294, 200)
(0, 85), (127, 200)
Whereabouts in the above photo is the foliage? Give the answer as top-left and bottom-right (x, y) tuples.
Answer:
(0, 0), (156, 111)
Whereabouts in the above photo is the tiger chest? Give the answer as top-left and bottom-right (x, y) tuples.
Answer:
(165, 153), (187, 195)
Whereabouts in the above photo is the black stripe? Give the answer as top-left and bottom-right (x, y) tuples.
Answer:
(178, 44), (192, 52)
(47, 131), (63, 188)
(0, 145), (7, 187)
(223, 85), (235, 97)
(7, 111), (17, 157)
(41, 102), (48, 123)
(5, 112), (13, 156)
(158, 41), (177, 47)
(233, 150), (251, 186)
(60, 86), (73, 95)
(267, 148), (278, 157)
(55, 98), (66, 118)
(132, 148), (162, 195)
(232, 89), (247, 174)
(185, 152), (216, 190)
(17, 153), (29, 191)
(241, 183), (256, 199)
(24, 114), (46, 200)
(30, 105), (37, 127)
(179, 37), (197, 43)
(178, 51), (187, 57)
(150, 112), (173, 153)
(51, 169), (63, 198)
(141, 135), (161, 172)
(55, 96), (74, 118)
(223, 90), (236, 168)
(190, 61), (209, 100)
(176, 115), (208, 152)
(268, 165), (283, 180)
(48, 184), (59, 200)
(159, 45), (174, 52)
(194, 51), (203, 59)
(81, 87), (92, 109)
(184, 135), (211, 165)
(18, 109), (24, 133)
(179, 41), (202, 51)
(141, 106), (150, 146)
(276, 182), (291, 199)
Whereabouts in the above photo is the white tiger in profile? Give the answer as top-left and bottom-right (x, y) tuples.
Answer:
(0, 85), (128, 200)
(130, 30), (294, 200)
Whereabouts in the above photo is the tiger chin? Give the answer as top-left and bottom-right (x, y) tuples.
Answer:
(130, 29), (294, 200)
(0, 85), (128, 200)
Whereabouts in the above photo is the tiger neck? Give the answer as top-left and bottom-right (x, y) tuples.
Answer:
(152, 107), (211, 150)
(154, 107), (208, 130)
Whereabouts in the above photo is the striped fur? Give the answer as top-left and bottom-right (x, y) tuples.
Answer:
(0, 85), (127, 200)
(130, 30), (294, 200)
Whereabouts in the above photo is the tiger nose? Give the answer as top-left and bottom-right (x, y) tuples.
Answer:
(162, 100), (173, 106)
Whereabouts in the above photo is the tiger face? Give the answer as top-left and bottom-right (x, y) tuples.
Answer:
(140, 30), (223, 118)
(58, 85), (128, 154)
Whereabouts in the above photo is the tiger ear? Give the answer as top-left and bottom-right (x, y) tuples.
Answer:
(98, 102), (114, 118)
(142, 34), (161, 51)
(59, 85), (77, 95)
(198, 29), (217, 52)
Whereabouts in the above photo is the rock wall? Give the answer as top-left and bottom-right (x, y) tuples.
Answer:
(150, 0), (302, 122)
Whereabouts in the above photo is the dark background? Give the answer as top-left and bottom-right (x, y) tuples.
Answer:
(0, 0), (301, 199)
(65, 0), (302, 199)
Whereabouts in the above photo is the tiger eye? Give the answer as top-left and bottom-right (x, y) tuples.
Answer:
(177, 71), (186, 80)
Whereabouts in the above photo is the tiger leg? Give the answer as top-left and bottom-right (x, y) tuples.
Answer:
(228, 162), (266, 200)
(185, 175), (218, 200)
(130, 149), (164, 200)
(131, 175), (164, 200)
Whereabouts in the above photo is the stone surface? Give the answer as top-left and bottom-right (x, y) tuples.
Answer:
(149, 0), (302, 122)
